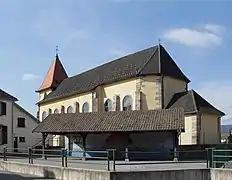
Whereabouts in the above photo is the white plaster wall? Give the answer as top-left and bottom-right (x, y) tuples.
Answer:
(13, 105), (40, 150)
(0, 100), (39, 151)
(0, 100), (14, 150)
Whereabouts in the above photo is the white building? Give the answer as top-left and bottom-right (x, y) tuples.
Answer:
(0, 89), (40, 151)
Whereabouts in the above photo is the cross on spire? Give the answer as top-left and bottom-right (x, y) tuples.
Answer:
(56, 46), (59, 57)
(158, 38), (161, 45)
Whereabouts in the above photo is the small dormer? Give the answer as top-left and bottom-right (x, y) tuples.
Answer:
(36, 54), (68, 101)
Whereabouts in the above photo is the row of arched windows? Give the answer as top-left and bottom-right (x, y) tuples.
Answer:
(41, 95), (132, 121)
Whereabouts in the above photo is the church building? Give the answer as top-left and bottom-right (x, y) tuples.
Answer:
(33, 44), (225, 159)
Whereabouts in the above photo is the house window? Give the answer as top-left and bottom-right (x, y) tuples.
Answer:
(0, 102), (6, 116)
(75, 102), (80, 113)
(61, 106), (65, 113)
(123, 95), (132, 111)
(54, 109), (59, 114)
(48, 108), (52, 115)
(82, 102), (89, 113)
(0, 125), (7, 145)
(67, 106), (73, 113)
(19, 137), (25, 143)
(42, 111), (47, 120)
(17, 118), (25, 128)
(104, 99), (113, 112)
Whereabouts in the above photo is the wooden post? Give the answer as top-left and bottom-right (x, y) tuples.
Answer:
(68, 134), (72, 156)
(42, 133), (48, 159)
(81, 133), (87, 160)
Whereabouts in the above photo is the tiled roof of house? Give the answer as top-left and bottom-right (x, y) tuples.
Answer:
(38, 45), (190, 104)
(36, 55), (68, 92)
(0, 89), (18, 101)
(166, 90), (225, 117)
(32, 108), (184, 133)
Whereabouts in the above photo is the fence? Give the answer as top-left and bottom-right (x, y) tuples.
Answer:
(0, 147), (211, 171)
(211, 149), (232, 168)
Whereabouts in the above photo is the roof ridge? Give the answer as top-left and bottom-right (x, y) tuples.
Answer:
(137, 46), (158, 75)
(14, 103), (39, 123)
(0, 89), (18, 101)
(190, 89), (198, 112)
(68, 46), (158, 80)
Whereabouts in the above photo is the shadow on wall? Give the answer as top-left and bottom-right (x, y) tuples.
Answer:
(0, 171), (56, 179)
(141, 92), (148, 111)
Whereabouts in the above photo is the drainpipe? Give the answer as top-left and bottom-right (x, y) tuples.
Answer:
(11, 102), (14, 149)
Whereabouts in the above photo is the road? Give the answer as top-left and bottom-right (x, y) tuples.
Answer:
(0, 170), (55, 180)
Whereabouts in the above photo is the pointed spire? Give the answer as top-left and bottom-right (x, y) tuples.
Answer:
(36, 49), (68, 93)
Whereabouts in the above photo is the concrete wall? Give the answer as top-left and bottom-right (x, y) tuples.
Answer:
(111, 169), (210, 180)
(211, 169), (232, 180)
(0, 160), (110, 180)
(2, 160), (232, 180)
(200, 114), (220, 144)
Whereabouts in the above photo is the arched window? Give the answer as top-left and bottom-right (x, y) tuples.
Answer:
(48, 108), (52, 115)
(123, 95), (132, 111)
(82, 102), (89, 113)
(61, 106), (65, 113)
(54, 109), (59, 114)
(75, 102), (80, 113)
(42, 111), (47, 121)
(104, 99), (113, 112)
(67, 106), (73, 113)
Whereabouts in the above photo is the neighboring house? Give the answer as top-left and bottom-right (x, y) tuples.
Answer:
(33, 44), (225, 156)
(0, 89), (40, 150)
(220, 125), (232, 143)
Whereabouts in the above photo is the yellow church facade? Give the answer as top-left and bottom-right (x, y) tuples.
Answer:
(34, 44), (225, 153)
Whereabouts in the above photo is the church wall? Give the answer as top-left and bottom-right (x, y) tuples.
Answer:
(140, 75), (160, 110)
(163, 76), (187, 108)
(103, 78), (137, 111)
(200, 114), (220, 144)
(38, 89), (52, 101)
(39, 92), (92, 121)
(179, 115), (196, 145)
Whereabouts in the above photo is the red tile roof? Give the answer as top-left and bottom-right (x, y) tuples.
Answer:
(36, 55), (68, 92)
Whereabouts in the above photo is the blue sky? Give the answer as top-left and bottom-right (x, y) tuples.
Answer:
(1, 0), (232, 124)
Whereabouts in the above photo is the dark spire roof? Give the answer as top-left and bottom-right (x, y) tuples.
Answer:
(36, 55), (68, 92)
(38, 45), (190, 104)
(166, 89), (225, 117)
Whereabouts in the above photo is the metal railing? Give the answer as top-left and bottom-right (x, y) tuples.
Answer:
(211, 149), (232, 168)
(0, 147), (116, 171)
(0, 147), (211, 171)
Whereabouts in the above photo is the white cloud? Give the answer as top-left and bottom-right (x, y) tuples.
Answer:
(204, 24), (226, 35)
(22, 73), (39, 81)
(195, 81), (232, 124)
(163, 24), (226, 48)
